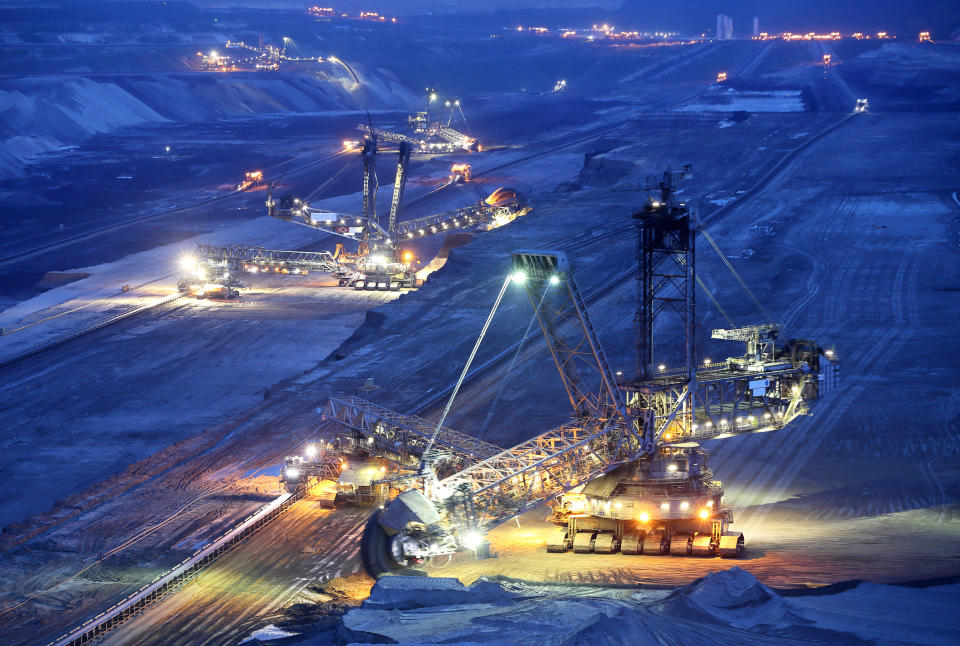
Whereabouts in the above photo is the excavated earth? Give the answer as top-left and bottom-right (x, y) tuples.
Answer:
(0, 15), (958, 645)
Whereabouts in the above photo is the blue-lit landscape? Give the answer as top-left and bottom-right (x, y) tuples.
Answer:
(1, 2), (959, 644)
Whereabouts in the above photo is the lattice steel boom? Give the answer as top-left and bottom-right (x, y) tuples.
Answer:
(387, 141), (411, 239)
(324, 395), (501, 465)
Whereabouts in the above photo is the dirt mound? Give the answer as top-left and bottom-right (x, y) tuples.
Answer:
(363, 575), (518, 611)
(656, 566), (804, 628)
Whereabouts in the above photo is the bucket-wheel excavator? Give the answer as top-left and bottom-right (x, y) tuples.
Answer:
(262, 135), (528, 290)
(321, 168), (838, 574)
(265, 137), (417, 289)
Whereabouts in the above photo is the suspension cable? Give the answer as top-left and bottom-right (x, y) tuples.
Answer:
(475, 287), (549, 439)
(421, 273), (513, 466)
(696, 275), (736, 327)
(304, 161), (352, 203)
(698, 217), (774, 324)
(457, 103), (471, 135)
(677, 251), (736, 327)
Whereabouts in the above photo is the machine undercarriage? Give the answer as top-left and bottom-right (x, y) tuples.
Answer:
(546, 449), (741, 557)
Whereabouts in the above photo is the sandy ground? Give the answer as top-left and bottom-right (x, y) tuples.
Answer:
(0, 215), (330, 360)
(0, 271), (400, 530)
(104, 498), (371, 646)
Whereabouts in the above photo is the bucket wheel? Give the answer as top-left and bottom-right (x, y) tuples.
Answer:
(360, 511), (405, 578)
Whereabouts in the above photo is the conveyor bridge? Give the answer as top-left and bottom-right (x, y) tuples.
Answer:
(196, 244), (350, 276)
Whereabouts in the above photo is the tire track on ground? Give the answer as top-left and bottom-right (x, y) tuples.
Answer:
(735, 241), (925, 530)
